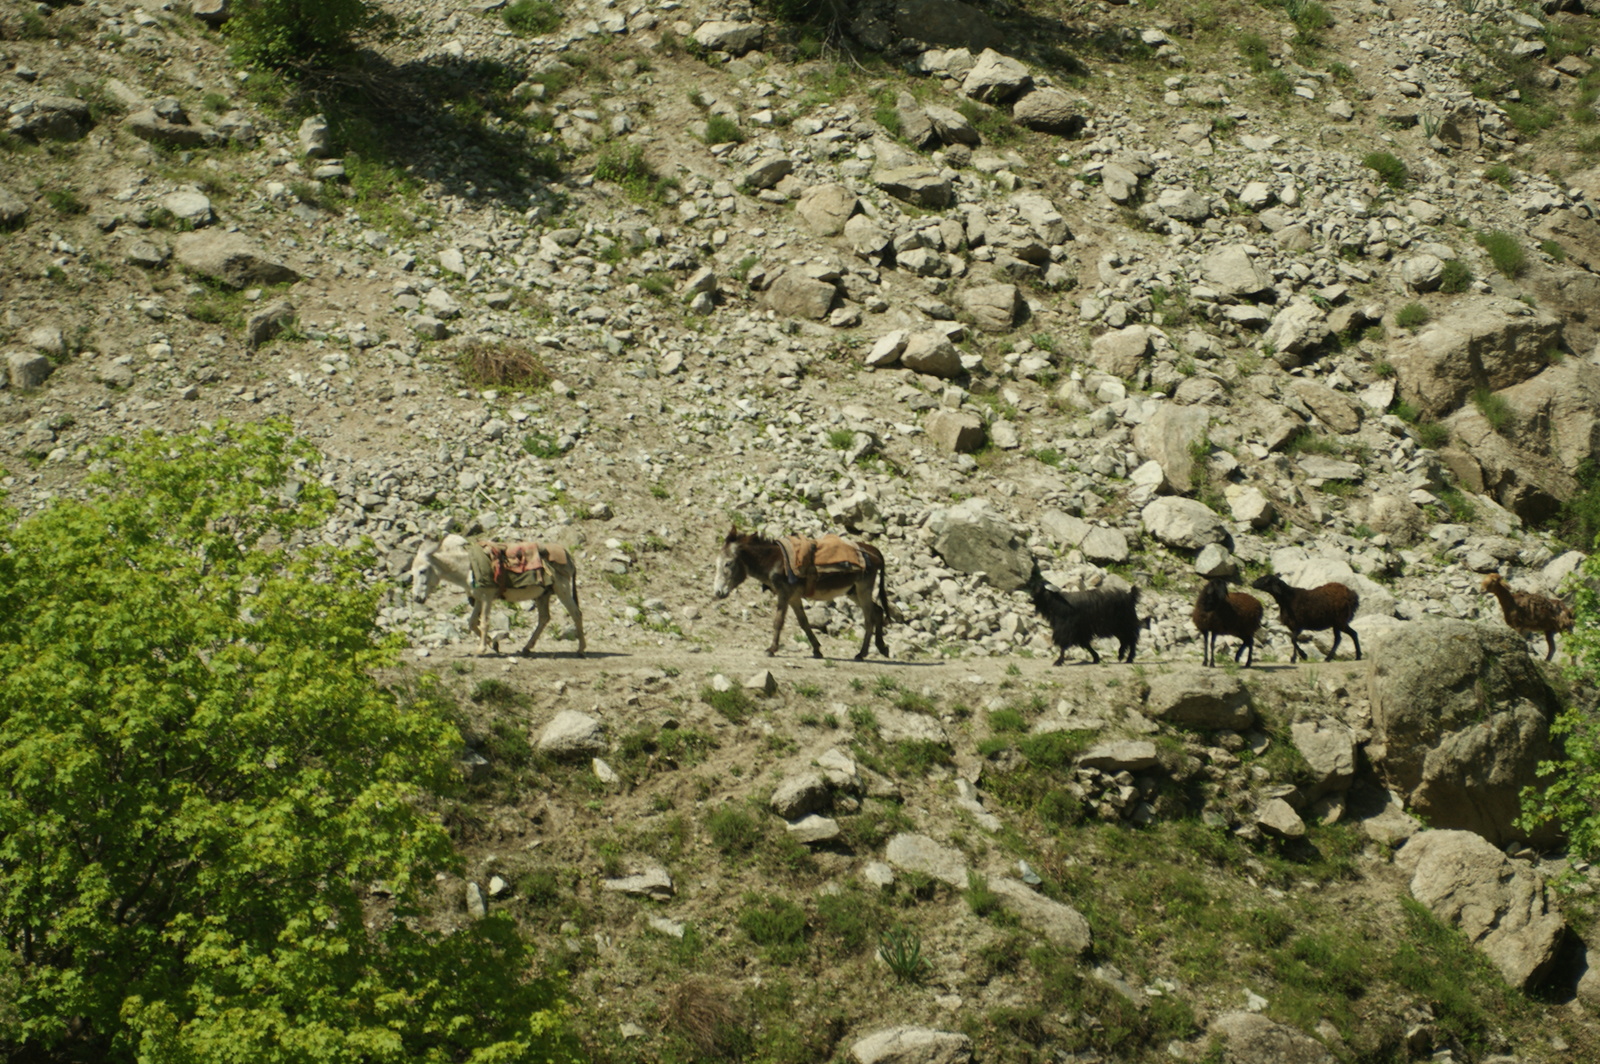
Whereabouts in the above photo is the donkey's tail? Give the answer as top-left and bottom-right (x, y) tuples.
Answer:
(877, 560), (905, 625)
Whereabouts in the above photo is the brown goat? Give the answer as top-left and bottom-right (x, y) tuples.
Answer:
(1250, 574), (1361, 663)
(1482, 573), (1574, 661)
(1192, 578), (1263, 667)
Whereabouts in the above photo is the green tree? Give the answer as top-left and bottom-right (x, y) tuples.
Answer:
(1520, 549), (1600, 859)
(227, 0), (372, 68)
(0, 422), (578, 1063)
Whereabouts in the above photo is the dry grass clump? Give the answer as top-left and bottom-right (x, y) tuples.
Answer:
(456, 339), (552, 390)
(663, 976), (743, 1058)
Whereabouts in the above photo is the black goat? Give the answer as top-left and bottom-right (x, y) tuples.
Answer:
(1192, 578), (1263, 668)
(1249, 574), (1361, 663)
(1030, 581), (1143, 665)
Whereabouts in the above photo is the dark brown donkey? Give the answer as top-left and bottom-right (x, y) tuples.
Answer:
(712, 527), (894, 660)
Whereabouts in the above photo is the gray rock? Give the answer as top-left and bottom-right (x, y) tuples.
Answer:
(850, 1027), (972, 1064)
(190, 0), (230, 26)
(1131, 404), (1211, 493)
(875, 166), (953, 208)
(0, 184), (29, 228)
(1367, 620), (1559, 846)
(1077, 740), (1158, 772)
(1262, 299), (1329, 362)
(788, 815), (841, 844)
(536, 710), (607, 759)
(1202, 245), (1271, 298)
(692, 20), (764, 55)
(174, 232), (299, 288)
(1290, 381), (1363, 434)
(9, 96), (90, 140)
(1141, 497), (1230, 550)
(1396, 830), (1564, 990)
(123, 109), (218, 149)
(1012, 88), (1083, 135)
(1209, 1012), (1336, 1064)
(1401, 253), (1445, 292)
(1290, 721), (1356, 799)
(1101, 162), (1140, 203)
(1090, 325), (1152, 378)
(26, 326), (65, 357)
(876, 707), (949, 745)
(298, 114), (330, 158)
(765, 272), (837, 319)
(1039, 510), (1130, 564)
(1391, 296), (1563, 418)
(925, 410), (985, 453)
(1156, 188), (1212, 222)
(125, 238), (169, 268)
(961, 49), (1032, 103)
(928, 500), (1033, 590)
(989, 876), (1092, 951)
(602, 867), (674, 899)
(1224, 486), (1276, 529)
(161, 188), (213, 228)
(6, 352), (55, 391)
(960, 283), (1019, 332)
(866, 330), (909, 368)
(1194, 543), (1237, 578)
(901, 331), (964, 377)
(845, 213), (892, 259)
(741, 156), (794, 190)
(1257, 798), (1306, 839)
(884, 833), (969, 887)
(796, 183), (858, 236)
(924, 104), (980, 146)
(245, 300), (296, 349)
(1145, 669), (1254, 730)
(770, 772), (831, 820)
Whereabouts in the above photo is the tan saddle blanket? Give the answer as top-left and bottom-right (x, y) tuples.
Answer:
(470, 540), (567, 590)
(778, 534), (869, 590)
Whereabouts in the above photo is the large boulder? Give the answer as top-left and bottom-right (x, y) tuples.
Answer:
(1493, 360), (1600, 483)
(1367, 620), (1559, 846)
(796, 183), (859, 236)
(537, 711), (607, 759)
(1141, 497), (1230, 551)
(8, 96), (90, 140)
(901, 331), (963, 377)
(925, 410), (985, 453)
(1261, 299), (1330, 364)
(1201, 245), (1271, 298)
(1207, 1012), (1337, 1064)
(961, 49), (1032, 103)
(174, 232), (299, 288)
(927, 500), (1034, 591)
(884, 833), (969, 887)
(1441, 407), (1576, 525)
(1131, 404), (1211, 494)
(1145, 669), (1254, 730)
(123, 108), (219, 149)
(924, 104), (980, 147)
(1089, 325), (1152, 378)
(1289, 720), (1356, 800)
(1390, 296), (1563, 418)
(875, 167), (953, 208)
(1038, 510), (1129, 564)
(988, 877), (1091, 952)
(692, 20), (764, 55)
(0, 184), (28, 229)
(765, 271), (837, 320)
(1012, 88), (1084, 136)
(960, 283), (1020, 332)
(850, 1027), (972, 1064)
(1396, 830), (1566, 990)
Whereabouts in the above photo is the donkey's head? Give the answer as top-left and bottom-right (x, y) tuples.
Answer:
(712, 526), (747, 600)
(409, 541), (440, 604)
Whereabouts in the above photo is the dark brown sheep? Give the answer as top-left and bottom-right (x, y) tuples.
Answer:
(1192, 578), (1264, 668)
(1250, 574), (1361, 663)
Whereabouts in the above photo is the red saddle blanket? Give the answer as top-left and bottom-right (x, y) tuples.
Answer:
(472, 540), (568, 590)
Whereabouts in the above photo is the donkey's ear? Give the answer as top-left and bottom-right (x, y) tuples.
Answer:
(725, 524), (740, 541)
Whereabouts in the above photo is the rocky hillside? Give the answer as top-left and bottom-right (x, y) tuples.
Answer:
(5, 0), (1600, 1059)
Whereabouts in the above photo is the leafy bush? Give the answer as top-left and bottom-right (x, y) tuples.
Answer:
(227, 0), (370, 68)
(707, 805), (762, 855)
(1415, 420), (1450, 449)
(703, 113), (744, 145)
(1239, 32), (1272, 73)
(701, 683), (754, 723)
(503, 0), (562, 36)
(1476, 229), (1526, 277)
(1395, 302), (1430, 329)
(0, 422), (578, 1062)
(593, 143), (675, 203)
(738, 895), (809, 964)
(1362, 151), (1409, 189)
(1484, 162), (1514, 188)
(1439, 258), (1473, 293)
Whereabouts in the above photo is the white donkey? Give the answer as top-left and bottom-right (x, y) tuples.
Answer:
(410, 534), (586, 656)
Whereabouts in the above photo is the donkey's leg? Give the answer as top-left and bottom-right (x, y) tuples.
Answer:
(553, 573), (586, 655)
(521, 593), (551, 655)
(854, 580), (880, 661)
(768, 589), (790, 656)
(473, 593), (493, 655)
(790, 599), (825, 659)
